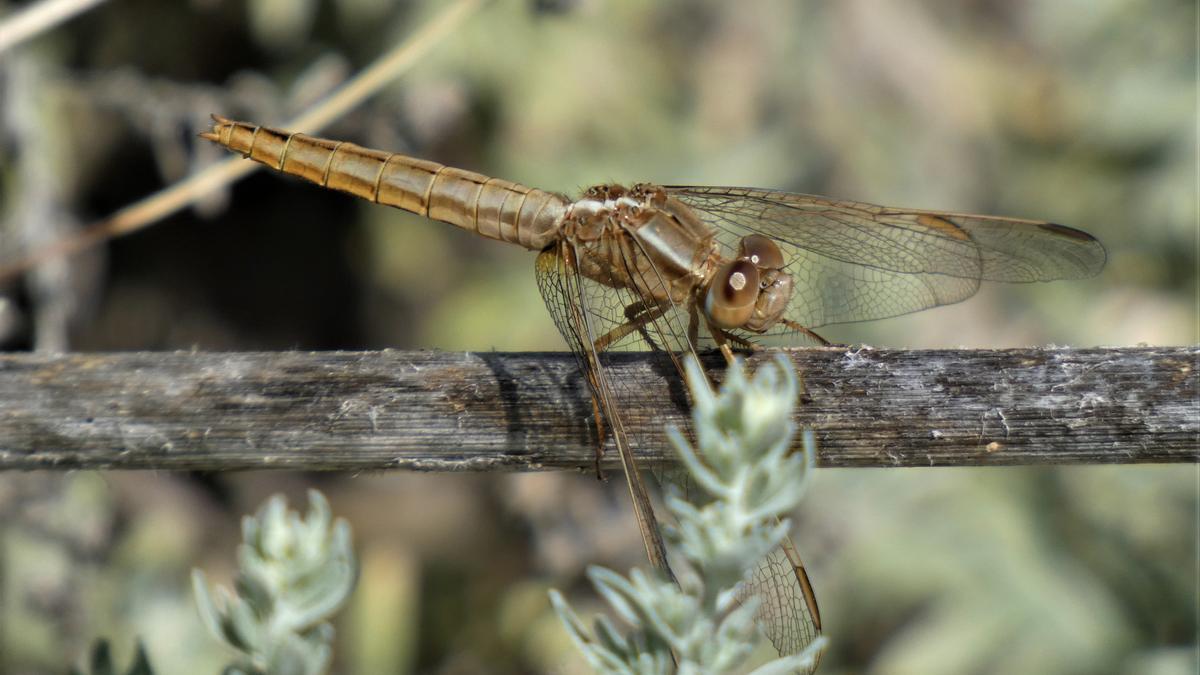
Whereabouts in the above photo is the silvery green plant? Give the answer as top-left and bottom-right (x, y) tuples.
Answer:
(192, 490), (356, 675)
(551, 355), (826, 674)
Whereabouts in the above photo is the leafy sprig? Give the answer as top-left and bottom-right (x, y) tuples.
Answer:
(192, 490), (357, 675)
(552, 355), (825, 674)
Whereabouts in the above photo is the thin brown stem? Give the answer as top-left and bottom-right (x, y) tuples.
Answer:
(0, 0), (109, 55)
(0, 0), (486, 283)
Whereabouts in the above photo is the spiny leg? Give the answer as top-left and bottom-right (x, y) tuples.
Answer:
(626, 298), (669, 351)
(593, 300), (672, 352)
(716, 326), (758, 352)
(703, 315), (759, 366)
(781, 318), (832, 346)
(687, 301), (700, 355)
(584, 367), (608, 481)
(713, 331), (737, 366)
(584, 299), (670, 478)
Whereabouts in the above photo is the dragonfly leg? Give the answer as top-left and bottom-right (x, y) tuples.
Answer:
(687, 301), (700, 351)
(717, 327), (758, 352)
(627, 299), (672, 351)
(586, 378), (607, 480)
(575, 358), (608, 480)
(593, 301), (671, 352)
(703, 314), (759, 365)
(719, 343), (735, 365)
(709, 327), (740, 366)
(623, 301), (650, 337)
(781, 319), (832, 346)
(583, 301), (672, 477)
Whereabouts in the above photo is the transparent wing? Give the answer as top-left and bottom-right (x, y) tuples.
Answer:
(742, 536), (822, 667)
(534, 237), (821, 669)
(534, 243), (675, 577)
(666, 186), (1107, 330)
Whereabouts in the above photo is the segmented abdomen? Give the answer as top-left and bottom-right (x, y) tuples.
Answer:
(204, 116), (565, 251)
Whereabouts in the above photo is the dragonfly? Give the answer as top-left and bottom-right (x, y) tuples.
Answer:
(201, 115), (1106, 667)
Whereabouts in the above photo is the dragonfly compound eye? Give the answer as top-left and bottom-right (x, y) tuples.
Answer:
(705, 260), (760, 328)
(738, 234), (785, 270)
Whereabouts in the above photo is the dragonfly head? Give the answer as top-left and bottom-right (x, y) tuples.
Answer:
(705, 235), (793, 332)
(740, 235), (792, 332)
(744, 267), (792, 332)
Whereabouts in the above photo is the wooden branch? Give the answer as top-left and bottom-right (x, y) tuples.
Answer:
(0, 347), (1194, 471)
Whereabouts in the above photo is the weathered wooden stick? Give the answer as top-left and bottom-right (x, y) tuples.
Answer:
(0, 347), (1194, 471)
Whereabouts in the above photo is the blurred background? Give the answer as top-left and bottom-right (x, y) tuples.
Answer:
(0, 0), (1195, 673)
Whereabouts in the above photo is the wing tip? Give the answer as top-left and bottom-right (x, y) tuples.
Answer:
(1038, 222), (1098, 244)
(1038, 222), (1108, 277)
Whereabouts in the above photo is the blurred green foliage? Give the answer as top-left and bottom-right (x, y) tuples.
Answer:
(192, 490), (356, 675)
(68, 639), (154, 675)
(0, 1), (1195, 673)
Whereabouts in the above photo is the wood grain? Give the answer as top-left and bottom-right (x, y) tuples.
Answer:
(0, 347), (1194, 471)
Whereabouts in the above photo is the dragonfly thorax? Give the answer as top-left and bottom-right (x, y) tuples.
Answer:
(565, 184), (795, 333)
(564, 184), (718, 305)
(564, 183), (669, 236)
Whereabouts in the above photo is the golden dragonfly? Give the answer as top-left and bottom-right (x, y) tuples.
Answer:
(202, 115), (1105, 667)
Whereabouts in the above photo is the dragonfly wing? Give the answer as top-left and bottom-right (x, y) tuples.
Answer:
(534, 237), (823, 664)
(534, 242), (679, 578)
(742, 536), (821, 673)
(665, 186), (1106, 329)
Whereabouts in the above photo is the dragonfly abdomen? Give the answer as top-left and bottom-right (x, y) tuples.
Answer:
(203, 116), (565, 250)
